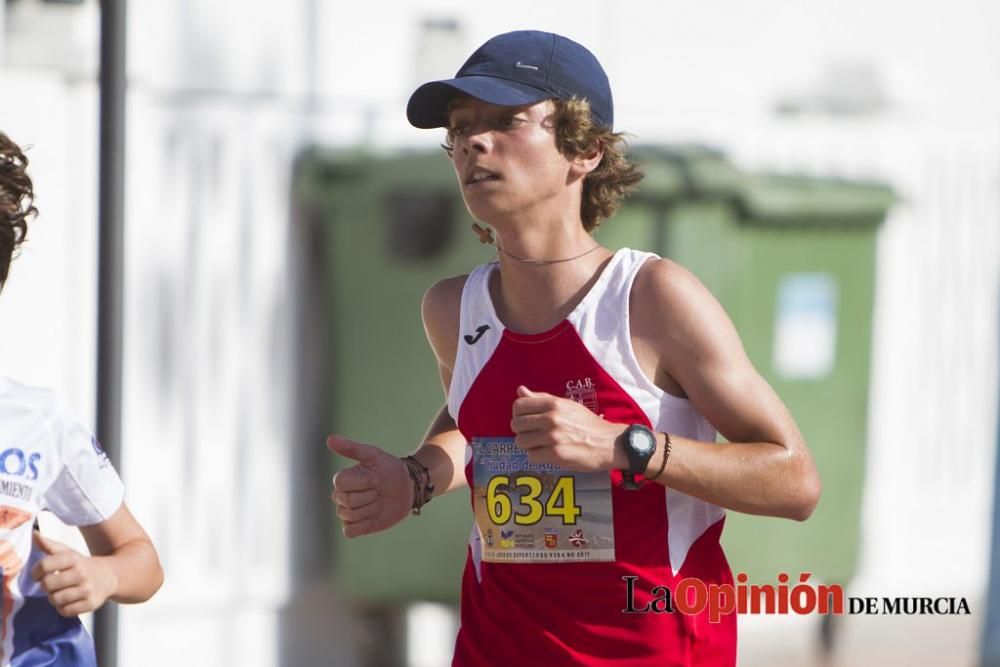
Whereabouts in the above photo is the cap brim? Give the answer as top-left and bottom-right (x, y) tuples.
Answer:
(406, 76), (551, 129)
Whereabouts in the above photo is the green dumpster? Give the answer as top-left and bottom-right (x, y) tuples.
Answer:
(295, 144), (893, 603)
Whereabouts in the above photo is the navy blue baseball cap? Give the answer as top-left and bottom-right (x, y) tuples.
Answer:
(406, 30), (613, 130)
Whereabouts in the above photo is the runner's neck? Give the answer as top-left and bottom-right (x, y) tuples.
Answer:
(488, 247), (616, 335)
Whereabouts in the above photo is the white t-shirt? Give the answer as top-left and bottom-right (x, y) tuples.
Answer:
(0, 376), (124, 666)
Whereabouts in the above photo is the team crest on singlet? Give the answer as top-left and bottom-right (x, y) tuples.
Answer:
(564, 377), (599, 413)
(472, 437), (615, 563)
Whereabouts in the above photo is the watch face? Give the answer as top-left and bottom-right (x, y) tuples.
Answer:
(632, 430), (655, 454)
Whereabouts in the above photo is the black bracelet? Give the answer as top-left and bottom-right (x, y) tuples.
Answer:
(402, 455), (435, 515)
(650, 432), (671, 483)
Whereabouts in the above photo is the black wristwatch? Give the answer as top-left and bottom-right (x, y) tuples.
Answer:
(620, 424), (657, 490)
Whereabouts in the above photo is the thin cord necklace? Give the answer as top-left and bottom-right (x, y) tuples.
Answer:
(471, 223), (602, 265)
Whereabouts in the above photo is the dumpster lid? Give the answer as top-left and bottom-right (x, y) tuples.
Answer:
(632, 144), (895, 227)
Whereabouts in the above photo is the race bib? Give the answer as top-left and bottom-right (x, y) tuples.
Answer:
(472, 437), (615, 563)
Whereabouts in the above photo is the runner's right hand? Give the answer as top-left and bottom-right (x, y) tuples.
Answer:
(327, 435), (414, 538)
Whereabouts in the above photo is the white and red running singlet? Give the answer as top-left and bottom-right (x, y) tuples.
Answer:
(448, 248), (736, 667)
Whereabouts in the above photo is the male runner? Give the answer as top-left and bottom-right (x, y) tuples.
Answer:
(328, 30), (820, 666)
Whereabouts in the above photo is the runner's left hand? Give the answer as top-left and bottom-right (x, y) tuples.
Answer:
(510, 386), (627, 472)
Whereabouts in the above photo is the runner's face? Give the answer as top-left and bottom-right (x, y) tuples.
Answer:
(447, 98), (574, 224)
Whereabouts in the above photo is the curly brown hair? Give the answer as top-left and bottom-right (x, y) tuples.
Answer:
(0, 132), (35, 290)
(550, 97), (644, 232)
(443, 96), (643, 232)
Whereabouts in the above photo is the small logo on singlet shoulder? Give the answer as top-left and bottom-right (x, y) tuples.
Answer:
(92, 436), (111, 469)
(565, 377), (599, 413)
(464, 324), (490, 345)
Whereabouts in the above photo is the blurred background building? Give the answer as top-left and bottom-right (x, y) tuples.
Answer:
(0, 0), (997, 665)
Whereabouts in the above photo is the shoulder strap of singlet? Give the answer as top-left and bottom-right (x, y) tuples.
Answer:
(567, 248), (658, 334)
(447, 263), (503, 423)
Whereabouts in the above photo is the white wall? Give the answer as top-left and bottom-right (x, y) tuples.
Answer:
(308, 0), (1000, 147)
(0, 70), (99, 428)
(118, 1), (355, 664)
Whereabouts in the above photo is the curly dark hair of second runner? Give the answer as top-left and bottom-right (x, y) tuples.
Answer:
(0, 132), (36, 290)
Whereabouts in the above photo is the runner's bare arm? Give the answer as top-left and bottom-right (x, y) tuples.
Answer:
(327, 276), (469, 537)
(32, 504), (163, 616)
(413, 275), (471, 496)
(631, 258), (821, 520)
